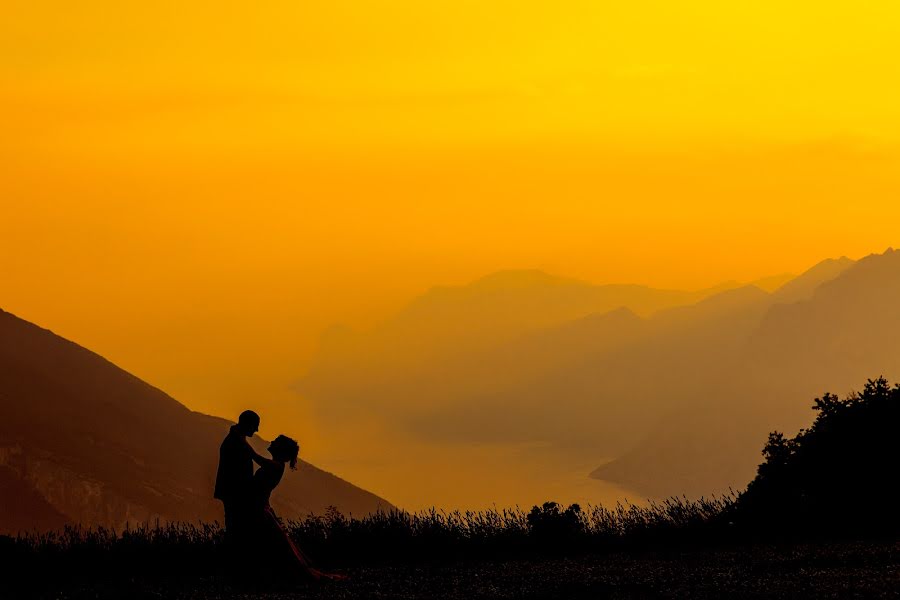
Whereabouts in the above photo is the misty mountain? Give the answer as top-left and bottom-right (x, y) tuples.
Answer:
(768, 256), (854, 303)
(429, 283), (778, 453)
(297, 253), (874, 499)
(0, 309), (391, 535)
(299, 270), (733, 423)
(594, 251), (899, 497)
(299, 275), (776, 452)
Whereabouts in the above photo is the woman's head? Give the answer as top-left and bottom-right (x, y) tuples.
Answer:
(268, 435), (300, 470)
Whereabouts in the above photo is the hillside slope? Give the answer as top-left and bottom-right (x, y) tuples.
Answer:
(0, 309), (392, 534)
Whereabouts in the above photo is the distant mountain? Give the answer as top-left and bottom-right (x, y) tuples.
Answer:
(748, 272), (796, 292)
(594, 251), (900, 497)
(0, 309), (392, 535)
(299, 270), (733, 424)
(297, 254), (896, 501)
(300, 271), (777, 451)
(749, 250), (900, 384)
(770, 256), (854, 303)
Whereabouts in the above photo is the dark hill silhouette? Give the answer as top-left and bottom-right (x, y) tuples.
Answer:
(735, 377), (900, 534)
(0, 309), (392, 534)
(0, 462), (70, 534)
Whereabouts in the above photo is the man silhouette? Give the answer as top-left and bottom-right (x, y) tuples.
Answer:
(214, 410), (265, 541)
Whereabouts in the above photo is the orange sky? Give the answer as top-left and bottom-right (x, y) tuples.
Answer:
(3, 1), (900, 508)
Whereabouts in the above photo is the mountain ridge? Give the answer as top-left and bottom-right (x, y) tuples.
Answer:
(0, 308), (392, 534)
(591, 249), (898, 496)
(296, 253), (900, 501)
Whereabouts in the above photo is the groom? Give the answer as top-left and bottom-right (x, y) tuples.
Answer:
(214, 410), (264, 540)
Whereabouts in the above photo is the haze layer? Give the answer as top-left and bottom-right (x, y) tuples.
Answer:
(3, 1), (900, 508)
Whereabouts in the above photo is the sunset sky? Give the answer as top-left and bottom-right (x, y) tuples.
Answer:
(3, 1), (900, 508)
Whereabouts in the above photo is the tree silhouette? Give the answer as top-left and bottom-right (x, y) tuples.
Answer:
(736, 377), (900, 535)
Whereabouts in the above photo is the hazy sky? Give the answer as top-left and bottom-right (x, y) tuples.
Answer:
(3, 1), (900, 508)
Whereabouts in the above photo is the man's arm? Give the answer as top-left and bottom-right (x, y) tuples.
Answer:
(242, 437), (275, 467)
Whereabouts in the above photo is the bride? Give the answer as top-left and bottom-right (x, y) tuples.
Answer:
(248, 434), (343, 582)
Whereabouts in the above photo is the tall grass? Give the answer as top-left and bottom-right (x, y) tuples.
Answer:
(4, 494), (737, 585)
(289, 495), (736, 564)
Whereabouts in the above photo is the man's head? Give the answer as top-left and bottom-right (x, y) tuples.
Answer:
(236, 410), (260, 437)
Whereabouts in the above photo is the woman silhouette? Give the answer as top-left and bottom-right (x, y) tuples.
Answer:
(249, 435), (343, 582)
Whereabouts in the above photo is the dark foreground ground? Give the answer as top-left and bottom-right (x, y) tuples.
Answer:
(19, 541), (900, 599)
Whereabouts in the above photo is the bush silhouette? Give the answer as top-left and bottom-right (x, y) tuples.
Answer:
(736, 377), (900, 535)
(526, 502), (585, 549)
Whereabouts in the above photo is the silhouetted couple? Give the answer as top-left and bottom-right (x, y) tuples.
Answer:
(214, 410), (338, 583)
